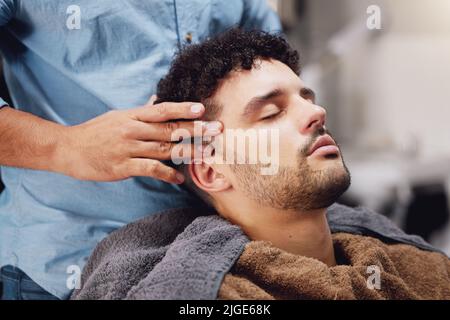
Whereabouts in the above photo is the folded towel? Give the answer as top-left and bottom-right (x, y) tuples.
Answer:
(219, 233), (450, 300)
(71, 207), (248, 299)
(71, 204), (446, 300)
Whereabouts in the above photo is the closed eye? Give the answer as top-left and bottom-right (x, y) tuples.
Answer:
(260, 110), (285, 122)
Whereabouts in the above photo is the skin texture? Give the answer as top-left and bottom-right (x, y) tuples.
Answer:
(188, 59), (351, 266)
(0, 95), (223, 184)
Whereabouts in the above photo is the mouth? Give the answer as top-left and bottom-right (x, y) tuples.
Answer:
(307, 134), (340, 157)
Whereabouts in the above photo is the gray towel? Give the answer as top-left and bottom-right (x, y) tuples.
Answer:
(71, 204), (442, 300)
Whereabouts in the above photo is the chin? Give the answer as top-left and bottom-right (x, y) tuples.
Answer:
(316, 163), (351, 207)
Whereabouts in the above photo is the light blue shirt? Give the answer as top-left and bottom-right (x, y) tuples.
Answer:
(0, 0), (281, 299)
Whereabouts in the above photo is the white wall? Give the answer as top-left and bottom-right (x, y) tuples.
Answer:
(364, 35), (450, 159)
(337, 0), (450, 159)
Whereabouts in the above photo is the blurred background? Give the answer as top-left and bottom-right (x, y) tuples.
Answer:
(272, 0), (450, 254)
(1, 0), (449, 254)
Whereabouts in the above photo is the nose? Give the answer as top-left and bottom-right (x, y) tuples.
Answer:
(298, 103), (327, 135)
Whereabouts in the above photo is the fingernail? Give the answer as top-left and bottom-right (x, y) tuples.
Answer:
(190, 104), (204, 114)
(205, 121), (222, 135)
(176, 172), (185, 183)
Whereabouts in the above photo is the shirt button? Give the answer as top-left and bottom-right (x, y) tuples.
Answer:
(185, 32), (193, 43)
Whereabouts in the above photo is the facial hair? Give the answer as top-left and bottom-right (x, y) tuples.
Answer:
(230, 128), (351, 211)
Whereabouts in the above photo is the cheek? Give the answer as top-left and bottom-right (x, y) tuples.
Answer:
(278, 143), (300, 164)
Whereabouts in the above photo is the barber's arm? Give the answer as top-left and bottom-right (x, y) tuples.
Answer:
(240, 0), (282, 33)
(0, 98), (223, 183)
(0, 2), (225, 185)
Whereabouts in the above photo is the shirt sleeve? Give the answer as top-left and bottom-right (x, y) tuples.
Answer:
(240, 0), (282, 33)
(0, 0), (15, 26)
(0, 0), (14, 108)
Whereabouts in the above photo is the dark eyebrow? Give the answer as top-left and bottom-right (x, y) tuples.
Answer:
(300, 87), (316, 102)
(241, 88), (284, 118)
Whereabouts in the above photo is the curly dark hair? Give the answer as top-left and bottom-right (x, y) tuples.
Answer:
(156, 28), (300, 120)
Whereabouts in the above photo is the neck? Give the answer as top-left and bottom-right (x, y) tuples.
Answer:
(219, 201), (336, 267)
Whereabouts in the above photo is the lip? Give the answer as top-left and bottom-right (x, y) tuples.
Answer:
(308, 135), (339, 157)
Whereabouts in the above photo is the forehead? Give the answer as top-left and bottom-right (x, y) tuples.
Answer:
(211, 59), (302, 127)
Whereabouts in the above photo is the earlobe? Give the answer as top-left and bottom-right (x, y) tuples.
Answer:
(188, 163), (231, 193)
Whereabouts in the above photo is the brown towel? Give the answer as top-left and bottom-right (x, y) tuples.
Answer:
(218, 233), (450, 300)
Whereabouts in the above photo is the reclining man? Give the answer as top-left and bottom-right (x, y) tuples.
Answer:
(73, 29), (450, 300)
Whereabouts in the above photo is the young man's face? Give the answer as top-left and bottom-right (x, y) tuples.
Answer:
(198, 58), (351, 211)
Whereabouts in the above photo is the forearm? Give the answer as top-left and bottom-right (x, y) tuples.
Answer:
(0, 106), (69, 173)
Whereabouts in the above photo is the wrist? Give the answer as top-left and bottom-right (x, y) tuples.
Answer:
(51, 124), (79, 177)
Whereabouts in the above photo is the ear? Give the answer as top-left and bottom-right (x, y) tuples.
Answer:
(187, 162), (231, 194)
